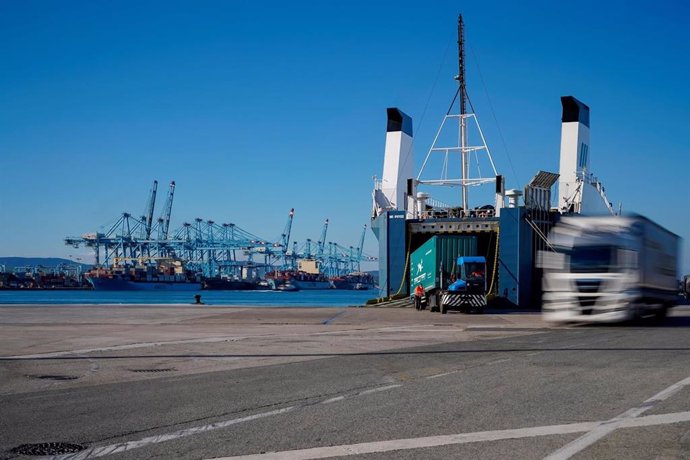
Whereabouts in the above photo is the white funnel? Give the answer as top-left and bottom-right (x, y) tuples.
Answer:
(557, 96), (590, 213)
(380, 108), (413, 211)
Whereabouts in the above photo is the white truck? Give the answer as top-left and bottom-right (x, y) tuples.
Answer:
(540, 214), (680, 323)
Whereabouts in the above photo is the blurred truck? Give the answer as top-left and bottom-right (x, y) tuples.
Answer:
(540, 214), (680, 323)
(410, 235), (487, 314)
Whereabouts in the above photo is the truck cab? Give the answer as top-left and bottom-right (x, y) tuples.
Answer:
(541, 215), (679, 323)
(448, 256), (487, 295)
(440, 256), (488, 314)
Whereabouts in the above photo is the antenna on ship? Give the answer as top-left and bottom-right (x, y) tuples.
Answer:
(416, 14), (502, 216)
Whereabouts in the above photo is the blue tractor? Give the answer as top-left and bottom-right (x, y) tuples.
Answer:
(440, 256), (487, 314)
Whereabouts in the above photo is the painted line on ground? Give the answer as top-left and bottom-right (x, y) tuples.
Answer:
(427, 358), (509, 379)
(357, 384), (402, 396)
(47, 380), (690, 460)
(619, 410), (690, 428)
(52, 382), (403, 458)
(426, 370), (461, 379)
(53, 407), (296, 460)
(210, 411), (690, 460)
(544, 375), (690, 460)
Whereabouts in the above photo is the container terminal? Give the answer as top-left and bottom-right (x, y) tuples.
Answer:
(60, 186), (377, 290)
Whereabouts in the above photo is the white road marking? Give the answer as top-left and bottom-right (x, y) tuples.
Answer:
(210, 422), (599, 459)
(427, 358), (509, 379)
(53, 407), (295, 460)
(50, 382), (402, 458)
(211, 412), (690, 460)
(426, 370), (460, 379)
(544, 375), (690, 460)
(619, 410), (690, 428)
(357, 384), (402, 396)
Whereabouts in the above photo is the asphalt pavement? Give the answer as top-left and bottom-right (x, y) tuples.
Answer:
(1, 305), (689, 459)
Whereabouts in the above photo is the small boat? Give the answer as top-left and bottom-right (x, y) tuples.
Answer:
(331, 272), (376, 290)
(275, 281), (299, 292)
(266, 270), (332, 290)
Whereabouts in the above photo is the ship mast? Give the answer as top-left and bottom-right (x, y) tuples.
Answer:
(457, 14), (468, 212)
(415, 14), (499, 214)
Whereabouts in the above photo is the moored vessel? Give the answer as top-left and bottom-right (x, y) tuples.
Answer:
(86, 258), (201, 291)
(202, 277), (256, 290)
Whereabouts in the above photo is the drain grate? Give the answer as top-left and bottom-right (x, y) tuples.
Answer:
(130, 368), (176, 373)
(10, 442), (86, 456)
(27, 374), (79, 381)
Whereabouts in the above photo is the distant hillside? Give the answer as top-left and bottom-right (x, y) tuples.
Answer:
(0, 257), (92, 270)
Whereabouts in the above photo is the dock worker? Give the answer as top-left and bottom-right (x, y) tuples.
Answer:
(414, 284), (425, 310)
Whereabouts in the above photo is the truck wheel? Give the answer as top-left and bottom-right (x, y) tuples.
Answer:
(654, 305), (669, 320)
(441, 305), (448, 314)
(432, 294), (440, 312)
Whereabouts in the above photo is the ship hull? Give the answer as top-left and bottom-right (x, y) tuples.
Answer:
(289, 279), (332, 290)
(202, 278), (256, 291)
(88, 277), (201, 291)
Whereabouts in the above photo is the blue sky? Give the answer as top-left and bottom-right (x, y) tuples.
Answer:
(1, 1), (688, 272)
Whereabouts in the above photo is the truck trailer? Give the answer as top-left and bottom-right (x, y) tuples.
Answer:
(410, 235), (487, 314)
(540, 214), (680, 323)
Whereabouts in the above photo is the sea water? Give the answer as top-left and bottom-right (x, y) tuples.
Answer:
(0, 289), (376, 307)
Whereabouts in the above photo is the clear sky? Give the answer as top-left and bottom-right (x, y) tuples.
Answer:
(1, 0), (688, 273)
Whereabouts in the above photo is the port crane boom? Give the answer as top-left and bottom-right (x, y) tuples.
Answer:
(317, 218), (329, 258)
(280, 208), (295, 267)
(159, 181), (176, 240)
(356, 224), (367, 270)
(142, 180), (158, 239)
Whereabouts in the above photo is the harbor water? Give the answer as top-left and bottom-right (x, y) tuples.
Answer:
(0, 289), (374, 307)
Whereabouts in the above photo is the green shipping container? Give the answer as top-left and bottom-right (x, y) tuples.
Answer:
(410, 235), (478, 291)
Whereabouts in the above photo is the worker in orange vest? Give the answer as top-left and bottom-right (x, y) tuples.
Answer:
(414, 284), (425, 310)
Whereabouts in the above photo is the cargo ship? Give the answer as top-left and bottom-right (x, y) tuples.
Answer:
(86, 258), (201, 291)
